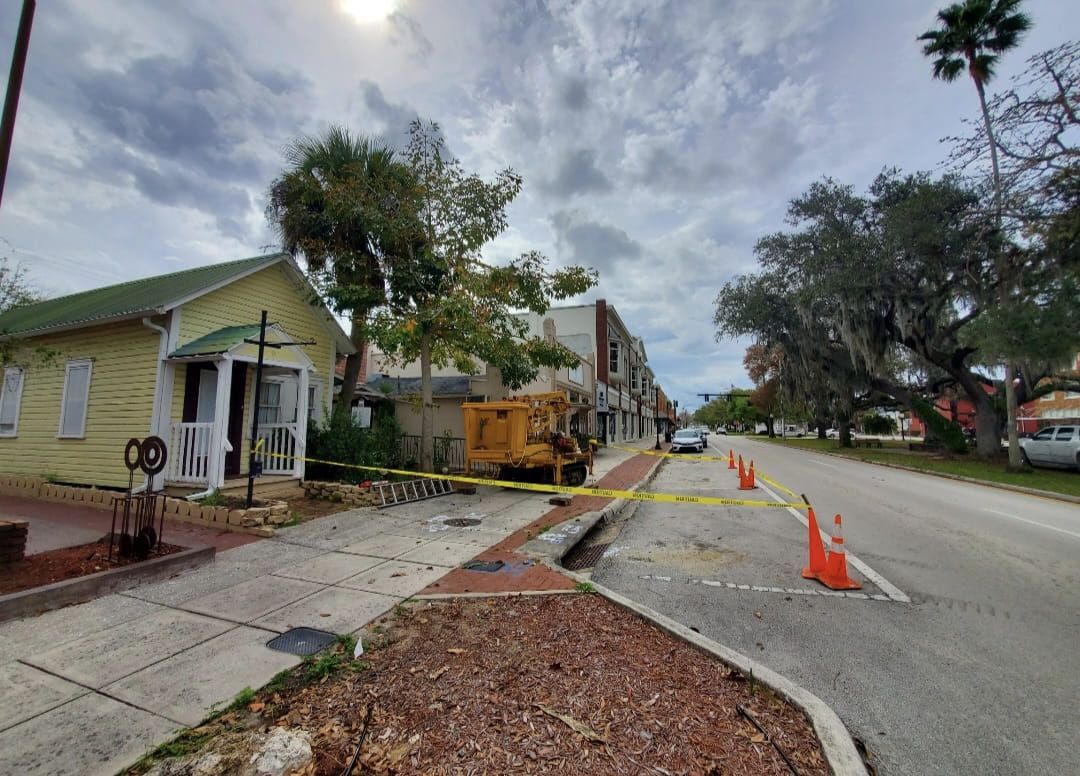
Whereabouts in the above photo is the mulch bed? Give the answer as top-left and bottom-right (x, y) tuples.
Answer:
(0, 539), (184, 595)
(255, 595), (827, 774)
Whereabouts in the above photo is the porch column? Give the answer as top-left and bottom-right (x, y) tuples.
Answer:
(207, 356), (233, 490)
(295, 367), (310, 480)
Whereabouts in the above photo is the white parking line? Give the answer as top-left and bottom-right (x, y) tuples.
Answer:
(809, 459), (838, 469)
(754, 479), (912, 603)
(981, 508), (1080, 540)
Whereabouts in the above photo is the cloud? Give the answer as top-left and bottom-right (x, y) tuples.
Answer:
(539, 149), (612, 197)
(388, 11), (434, 59)
(357, 81), (422, 147)
(550, 210), (642, 275)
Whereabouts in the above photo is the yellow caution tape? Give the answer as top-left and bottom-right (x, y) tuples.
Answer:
(604, 442), (807, 498)
(253, 437), (265, 453)
(261, 451), (809, 510)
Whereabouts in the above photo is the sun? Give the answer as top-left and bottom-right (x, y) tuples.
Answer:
(340, 0), (398, 25)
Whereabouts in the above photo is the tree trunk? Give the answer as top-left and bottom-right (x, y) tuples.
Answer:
(839, 420), (852, 447)
(419, 331), (434, 473)
(973, 403), (1001, 459)
(974, 72), (1022, 470)
(336, 316), (366, 418)
(766, 415), (775, 438)
(816, 419), (827, 439)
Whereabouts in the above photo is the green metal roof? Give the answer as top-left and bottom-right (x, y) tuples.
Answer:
(169, 324), (263, 358)
(0, 253), (284, 337)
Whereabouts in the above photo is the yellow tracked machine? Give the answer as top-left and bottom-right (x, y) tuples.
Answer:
(461, 391), (593, 486)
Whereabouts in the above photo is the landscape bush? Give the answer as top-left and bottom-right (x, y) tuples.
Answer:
(305, 409), (401, 483)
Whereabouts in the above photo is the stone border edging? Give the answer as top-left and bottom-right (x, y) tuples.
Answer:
(0, 544), (215, 623)
(566, 574), (869, 776)
(810, 450), (1080, 505)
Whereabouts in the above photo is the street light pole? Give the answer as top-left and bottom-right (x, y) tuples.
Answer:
(654, 384), (661, 449)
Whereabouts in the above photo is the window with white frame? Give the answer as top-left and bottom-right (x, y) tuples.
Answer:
(609, 341), (620, 375)
(568, 363), (583, 385)
(307, 380), (324, 423)
(58, 359), (92, 438)
(1065, 391), (1080, 399)
(1040, 391), (1056, 401)
(0, 367), (24, 437)
(630, 363), (640, 392)
(258, 382), (282, 424)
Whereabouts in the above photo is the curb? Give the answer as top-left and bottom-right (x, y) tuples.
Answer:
(563, 572), (869, 776)
(548, 448), (868, 775)
(809, 449), (1080, 505)
(0, 544), (215, 623)
(542, 447), (669, 565)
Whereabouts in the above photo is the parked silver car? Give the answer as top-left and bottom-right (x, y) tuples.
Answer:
(671, 428), (704, 453)
(1019, 425), (1080, 469)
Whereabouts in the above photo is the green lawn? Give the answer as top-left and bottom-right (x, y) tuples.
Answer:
(757, 436), (1080, 498)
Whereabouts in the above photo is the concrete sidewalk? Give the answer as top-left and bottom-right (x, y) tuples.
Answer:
(0, 443), (654, 776)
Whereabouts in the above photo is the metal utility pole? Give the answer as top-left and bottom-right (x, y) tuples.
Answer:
(0, 0), (35, 208)
(653, 384), (661, 450)
(246, 311), (268, 508)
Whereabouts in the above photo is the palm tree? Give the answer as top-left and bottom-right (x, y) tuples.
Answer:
(267, 126), (402, 414)
(919, 0), (1031, 469)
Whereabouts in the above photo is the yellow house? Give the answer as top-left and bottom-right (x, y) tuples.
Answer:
(0, 253), (353, 493)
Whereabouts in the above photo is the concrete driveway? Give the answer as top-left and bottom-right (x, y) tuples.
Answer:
(591, 439), (1080, 776)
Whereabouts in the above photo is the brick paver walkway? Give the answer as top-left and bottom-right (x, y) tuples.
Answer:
(420, 450), (661, 595)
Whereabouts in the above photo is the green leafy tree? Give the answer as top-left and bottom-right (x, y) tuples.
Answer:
(0, 257), (43, 367)
(267, 126), (410, 413)
(366, 121), (597, 471)
(919, 0), (1032, 469)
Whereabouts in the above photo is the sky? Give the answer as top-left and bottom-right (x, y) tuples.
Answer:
(0, 0), (1074, 413)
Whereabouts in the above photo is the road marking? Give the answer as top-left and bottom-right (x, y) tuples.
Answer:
(809, 459), (838, 469)
(755, 479), (912, 603)
(640, 575), (893, 602)
(981, 508), (1080, 540)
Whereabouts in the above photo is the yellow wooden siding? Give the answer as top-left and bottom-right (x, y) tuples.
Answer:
(0, 319), (161, 488)
(177, 264), (333, 376)
(173, 265), (335, 478)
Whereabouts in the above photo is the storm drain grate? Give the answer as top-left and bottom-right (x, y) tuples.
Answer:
(445, 517), (482, 527)
(562, 542), (612, 571)
(462, 559), (505, 573)
(266, 627), (338, 656)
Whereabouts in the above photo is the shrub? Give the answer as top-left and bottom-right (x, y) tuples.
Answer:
(305, 408), (401, 483)
(861, 413), (897, 436)
(911, 396), (967, 454)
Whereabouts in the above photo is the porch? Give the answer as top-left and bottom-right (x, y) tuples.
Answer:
(157, 324), (316, 494)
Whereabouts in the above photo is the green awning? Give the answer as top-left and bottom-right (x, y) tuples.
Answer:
(169, 325), (264, 358)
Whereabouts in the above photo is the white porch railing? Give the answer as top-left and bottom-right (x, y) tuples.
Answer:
(168, 422), (214, 484)
(256, 422), (299, 475)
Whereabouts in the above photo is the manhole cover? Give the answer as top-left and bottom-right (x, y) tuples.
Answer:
(445, 517), (482, 527)
(266, 627), (337, 656)
(462, 559), (505, 573)
(562, 542), (612, 571)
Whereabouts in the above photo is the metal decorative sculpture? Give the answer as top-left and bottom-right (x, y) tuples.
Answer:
(108, 436), (168, 561)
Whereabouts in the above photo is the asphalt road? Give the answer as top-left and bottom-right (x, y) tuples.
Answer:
(591, 437), (1080, 776)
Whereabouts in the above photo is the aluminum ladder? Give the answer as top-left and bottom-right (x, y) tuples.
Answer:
(375, 478), (455, 508)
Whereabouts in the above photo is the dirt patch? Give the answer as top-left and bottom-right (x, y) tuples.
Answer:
(134, 595), (828, 775)
(280, 496), (350, 522)
(0, 539), (185, 595)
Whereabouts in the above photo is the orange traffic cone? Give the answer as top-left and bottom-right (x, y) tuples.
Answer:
(739, 459), (755, 490)
(728, 449), (736, 470)
(801, 508), (828, 579)
(817, 514), (862, 590)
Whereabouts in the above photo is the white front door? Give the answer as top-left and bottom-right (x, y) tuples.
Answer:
(196, 368), (217, 456)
